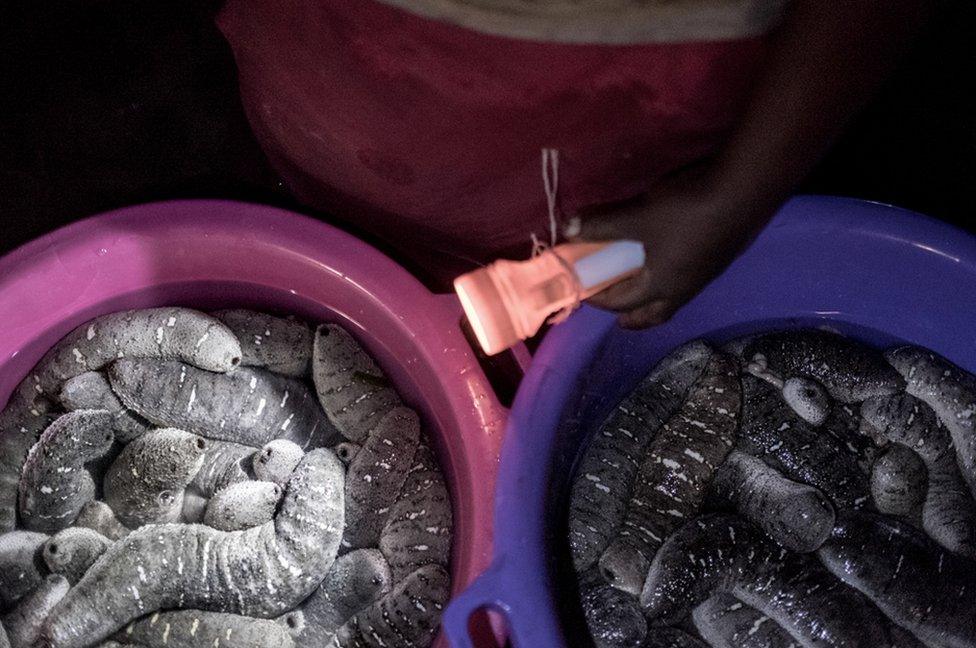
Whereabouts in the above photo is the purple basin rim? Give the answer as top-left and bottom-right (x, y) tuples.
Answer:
(443, 195), (976, 647)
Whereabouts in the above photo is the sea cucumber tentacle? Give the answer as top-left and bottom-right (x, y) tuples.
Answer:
(577, 569), (646, 648)
(333, 443), (360, 467)
(252, 439), (304, 486)
(0, 530), (49, 609)
(42, 528), (112, 585)
(781, 376), (831, 427)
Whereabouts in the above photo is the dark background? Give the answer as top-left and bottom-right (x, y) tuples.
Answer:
(2, 0), (974, 288)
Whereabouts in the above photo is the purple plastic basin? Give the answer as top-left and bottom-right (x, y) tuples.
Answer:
(0, 200), (509, 648)
(444, 196), (976, 647)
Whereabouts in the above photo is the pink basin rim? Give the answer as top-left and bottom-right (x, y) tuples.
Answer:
(0, 200), (506, 647)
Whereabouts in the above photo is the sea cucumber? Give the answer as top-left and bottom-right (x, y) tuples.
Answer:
(692, 593), (796, 648)
(870, 443), (928, 521)
(296, 549), (392, 647)
(332, 565), (449, 648)
(780, 376), (831, 427)
(577, 569), (646, 648)
(736, 375), (869, 509)
(28, 308), (242, 397)
(108, 360), (340, 450)
(569, 341), (713, 572)
(1, 574), (69, 648)
(641, 514), (891, 648)
(818, 511), (976, 648)
(19, 410), (116, 533)
(103, 429), (208, 528)
(708, 451), (835, 552)
(42, 528), (112, 585)
(342, 407), (420, 550)
(213, 309), (313, 377)
(598, 352), (740, 596)
(885, 347), (976, 499)
(117, 609), (296, 648)
(378, 443), (452, 582)
(743, 330), (903, 402)
(0, 387), (59, 532)
(252, 439), (305, 486)
(74, 501), (129, 541)
(0, 530), (49, 608)
(862, 393), (976, 557)
(58, 372), (148, 443)
(311, 325), (401, 444)
(41, 449), (345, 648)
(203, 481), (282, 532)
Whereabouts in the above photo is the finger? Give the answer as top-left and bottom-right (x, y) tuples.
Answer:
(618, 299), (677, 330)
(585, 267), (658, 312)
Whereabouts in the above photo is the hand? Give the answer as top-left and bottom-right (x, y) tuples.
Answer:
(570, 162), (779, 329)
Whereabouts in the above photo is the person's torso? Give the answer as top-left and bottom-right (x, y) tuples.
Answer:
(218, 0), (785, 283)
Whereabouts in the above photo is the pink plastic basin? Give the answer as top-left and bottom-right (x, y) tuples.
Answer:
(0, 200), (508, 647)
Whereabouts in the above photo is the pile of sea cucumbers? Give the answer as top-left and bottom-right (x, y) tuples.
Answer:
(569, 330), (976, 648)
(0, 307), (452, 648)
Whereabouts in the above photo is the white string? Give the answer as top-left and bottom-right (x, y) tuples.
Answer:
(531, 148), (560, 257)
(542, 147), (559, 248)
(534, 147), (581, 325)
(530, 232), (547, 258)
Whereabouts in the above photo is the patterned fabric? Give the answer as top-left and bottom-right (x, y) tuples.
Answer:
(373, 0), (790, 43)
